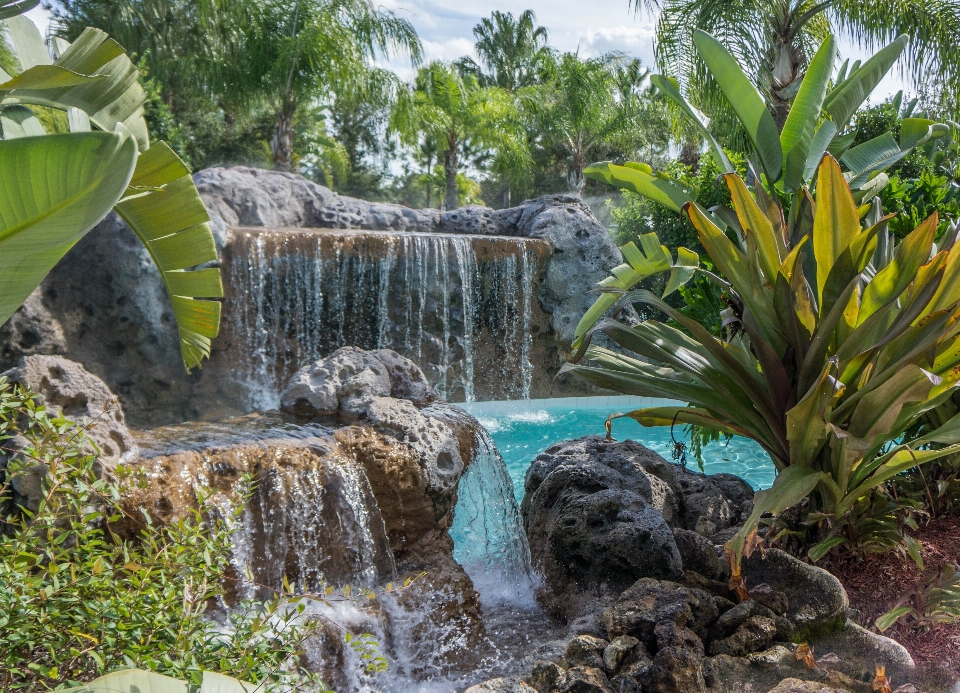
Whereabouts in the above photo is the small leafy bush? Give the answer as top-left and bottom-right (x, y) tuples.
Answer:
(0, 378), (327, 691)
(877, 562), (960, 632)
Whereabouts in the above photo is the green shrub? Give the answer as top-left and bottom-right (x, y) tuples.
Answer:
(0, 378), (327, 692)
(608, 154), (745, 256)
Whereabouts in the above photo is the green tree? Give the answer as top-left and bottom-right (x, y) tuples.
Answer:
(536, 53), (666, 194)
(637, 0), (960, 128)
(211, 0), (422, 171)
(392, 61), (526, 209)
(456, 10), (551, 91)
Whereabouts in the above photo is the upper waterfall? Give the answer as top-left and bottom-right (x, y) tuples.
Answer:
(227, 228), (549, 409)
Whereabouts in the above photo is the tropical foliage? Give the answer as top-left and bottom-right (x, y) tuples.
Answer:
(0, 10), (221, 371)
(636, 0), (960, 130)
(573, 29), (960, 578)
(0, 380), (326, 691)
(568, 151), (960, 587)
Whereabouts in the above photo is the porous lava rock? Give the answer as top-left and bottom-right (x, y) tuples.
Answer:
(521, 436), (753, 618)
(0, 291), (65, 367)
(464, 678), (538, 693)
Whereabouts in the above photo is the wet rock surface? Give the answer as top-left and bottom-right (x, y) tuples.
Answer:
(3, 167), (622, 425)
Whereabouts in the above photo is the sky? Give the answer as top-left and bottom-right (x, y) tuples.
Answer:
(375, 0), (908, 99)
(30, 0), (908, 99)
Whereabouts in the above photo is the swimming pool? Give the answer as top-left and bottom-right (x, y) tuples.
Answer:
(461, 396), (776, 502)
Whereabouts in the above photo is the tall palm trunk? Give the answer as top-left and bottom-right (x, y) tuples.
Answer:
(767, 36), (804, 131)
(566, 146), (586, 194)
(443, 143), (459, 210)
(272, 111), (295, 172)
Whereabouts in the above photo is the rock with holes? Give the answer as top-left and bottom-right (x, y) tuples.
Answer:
(464, 678), (538, 693)
(2, 355), (137, 475)
(521, 436), (685, 618)
(0, 290), (66, 370)
(280, 346), (438, 417)
(280, 349), (467, 524)
(603, 578), (718, 650)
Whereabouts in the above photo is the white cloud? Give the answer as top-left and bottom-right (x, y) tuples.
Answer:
(576, 25), (657, 64)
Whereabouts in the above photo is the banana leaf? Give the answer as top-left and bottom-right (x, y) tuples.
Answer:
(693, 30), (782, 183)
(583, 161), (695, 213)
(0, 129), (138, 325)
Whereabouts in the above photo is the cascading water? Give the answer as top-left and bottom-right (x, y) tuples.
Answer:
(134, 407), (554, 692)
(443, 406), (535, 604)
(226, 229), (545, 409)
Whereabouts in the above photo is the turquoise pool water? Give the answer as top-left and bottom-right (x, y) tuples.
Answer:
(461, 396), (776, 502)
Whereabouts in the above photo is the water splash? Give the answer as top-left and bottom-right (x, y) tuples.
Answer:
(227, 230), (544, 409)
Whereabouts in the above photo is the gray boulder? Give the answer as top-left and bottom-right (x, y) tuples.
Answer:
(603, 578), (718, 649)
(464, 678), (538, 693)
(649, 646), (706, 693)
(561, 666), (614, 693)
(742, 549), (848, 638)
(674, 468), (753, 536)
(521, 437), (756, 616)
(280, 346), (438, 416)
(2, 355), (138, 473)
(709, 615), (777, 657)
(522, 437), (685, 616)
(0, 291), (66, 369)
(280, 349), (466, 515)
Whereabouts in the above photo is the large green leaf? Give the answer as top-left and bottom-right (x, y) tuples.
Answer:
(812, 155), (860, 306)
(823, 36), (908, 130)
(693, 30), (782, 183)
(69, 668), (257, 693)
(115, 142), (223, 370)
(725, 465), (824, 572)
(781, 36), (835, 192)
(0, 28), (149, 150)
(583, 161), (695, 213)
(71, 669), (188, 693)
(0, 0), (38, 20)
(0, 129), (138, 325)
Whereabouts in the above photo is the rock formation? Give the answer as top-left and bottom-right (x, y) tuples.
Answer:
(521, 436), (753, 619)
(0, 356), (138, 515)
(117, 347), (499, 687)
(497, 434), (957, 693)
(1, 167), (623, 426)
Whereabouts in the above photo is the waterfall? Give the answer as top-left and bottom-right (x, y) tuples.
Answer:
(439, 405), (535, 605)
(227, 229), (544, 409)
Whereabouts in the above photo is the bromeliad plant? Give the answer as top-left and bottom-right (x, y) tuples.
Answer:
(0, 7), (221, 371)
(565, 154), (960, 592)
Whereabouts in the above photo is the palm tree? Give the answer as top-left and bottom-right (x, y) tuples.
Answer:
(537, 53), (666, 193)
(392, 61), (526, 209)
(457, 10), (551, 91)
(212, 0), (422, 171)
(637, 0), (960, 128)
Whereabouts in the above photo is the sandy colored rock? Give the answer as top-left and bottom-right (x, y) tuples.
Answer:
(2, 355), (137, 475)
